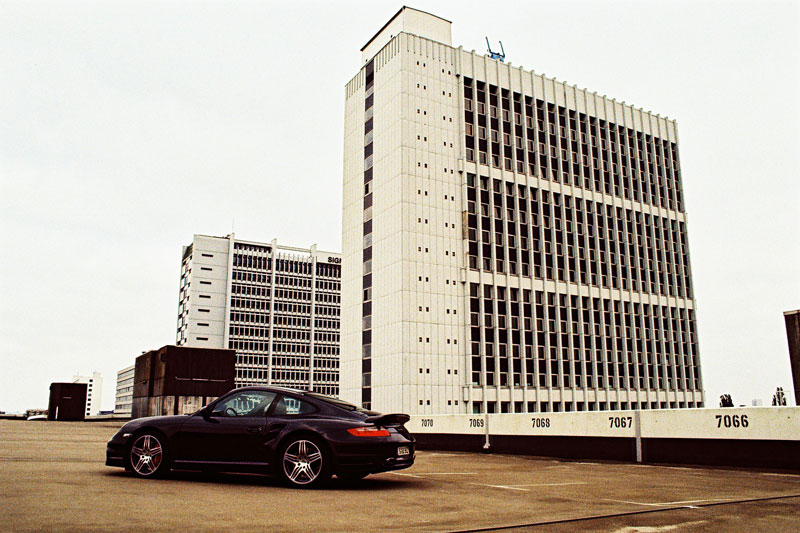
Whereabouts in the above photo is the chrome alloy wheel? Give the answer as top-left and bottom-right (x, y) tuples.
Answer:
(282, 439), (323, 485)
(130, 434), (163, 476)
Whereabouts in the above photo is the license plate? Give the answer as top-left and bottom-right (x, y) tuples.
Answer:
(397, 446), (410, 456)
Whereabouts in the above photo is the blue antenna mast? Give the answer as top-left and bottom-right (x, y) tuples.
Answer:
(486, 37), (505, 62)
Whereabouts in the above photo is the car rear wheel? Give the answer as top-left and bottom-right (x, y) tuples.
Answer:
(127, 432), (169, 478)
(280, 437), (330, 488)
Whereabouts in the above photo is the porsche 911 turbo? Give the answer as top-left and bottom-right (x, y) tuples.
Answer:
(106, 386), (415, 487)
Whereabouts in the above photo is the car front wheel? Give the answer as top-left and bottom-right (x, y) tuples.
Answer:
(127, 432), (169, 478)
(280, 437), (330, 488)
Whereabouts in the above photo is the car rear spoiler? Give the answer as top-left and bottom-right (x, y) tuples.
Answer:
(365, 413), (410, 427)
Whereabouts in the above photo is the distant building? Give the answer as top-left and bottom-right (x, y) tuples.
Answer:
(48, 383), (87, 421)
(785, 310), (800, 406)
(131, 345), (236, 419)
(176, 234), (341, 396)
(72, 372), (102, 417)
(114, 365), (135, 415)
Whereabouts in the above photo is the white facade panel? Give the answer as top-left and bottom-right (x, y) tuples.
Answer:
(73, 371), (102, 417)
(114, 364), (134, 415)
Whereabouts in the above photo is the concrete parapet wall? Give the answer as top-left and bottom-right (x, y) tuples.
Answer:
(407, 407), (800, 469)
(408, 407), (800, 440)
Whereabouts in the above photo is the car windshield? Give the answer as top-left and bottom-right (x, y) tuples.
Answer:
(305, 392), (370, 413)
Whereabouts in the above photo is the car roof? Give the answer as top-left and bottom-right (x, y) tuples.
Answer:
(233, 385), (311, 396)
(220, 385), (367, 416)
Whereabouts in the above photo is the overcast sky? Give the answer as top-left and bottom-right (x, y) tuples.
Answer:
(1, 0), (798, 413)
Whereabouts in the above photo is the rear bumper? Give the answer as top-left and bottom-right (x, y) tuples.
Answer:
(342, 452), (415, 474)
(332, 438), (415, 474)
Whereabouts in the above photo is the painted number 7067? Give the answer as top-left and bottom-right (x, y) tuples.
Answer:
(609, 416), (633, 428)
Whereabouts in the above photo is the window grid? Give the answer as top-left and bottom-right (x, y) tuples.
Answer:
(463, 76), (700, 414)
(227, 245), (341, 397)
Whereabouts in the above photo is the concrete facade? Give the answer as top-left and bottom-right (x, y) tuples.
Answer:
(131, 345), (235, 419)
(72, 372), (102, 417)
(342, 7), (703, 414)
(784, 310), (800, 406)
(177, 234), (341, 395)
(47, 382), (87, 421)
(114, 365), (134, 415)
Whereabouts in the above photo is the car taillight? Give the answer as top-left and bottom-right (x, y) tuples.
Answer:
(347, 426), (390, 437)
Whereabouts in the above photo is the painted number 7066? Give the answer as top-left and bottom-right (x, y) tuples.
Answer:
(715, 414), (748, 428)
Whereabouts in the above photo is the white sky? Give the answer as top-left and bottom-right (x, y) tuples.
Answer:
(1, 0), (798, 413)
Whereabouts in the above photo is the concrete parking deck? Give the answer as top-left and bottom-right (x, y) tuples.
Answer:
(1, 420), (798, 531)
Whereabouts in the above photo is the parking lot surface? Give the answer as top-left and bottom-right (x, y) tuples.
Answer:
(1, 420), (799, 531)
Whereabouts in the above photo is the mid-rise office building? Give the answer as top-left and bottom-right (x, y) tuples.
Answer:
(342, 7), (703, 414)
(177, 234), (341, 395)
(114, 365), (135, 415)
(72, 372), (102, 417)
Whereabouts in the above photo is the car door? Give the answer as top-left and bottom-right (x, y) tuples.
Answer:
(263, 394), (319, 443)
(174, 390), (277, 465)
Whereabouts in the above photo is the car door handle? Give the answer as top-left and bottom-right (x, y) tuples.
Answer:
(247, 426), (263, 434)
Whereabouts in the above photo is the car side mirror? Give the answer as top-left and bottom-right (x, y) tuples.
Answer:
(204, 406), (226, 421)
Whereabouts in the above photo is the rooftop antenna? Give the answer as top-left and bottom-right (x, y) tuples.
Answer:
(486, 37), (505, 62)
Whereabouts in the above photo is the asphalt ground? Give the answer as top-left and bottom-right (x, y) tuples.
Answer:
(1, 420), (799, 532)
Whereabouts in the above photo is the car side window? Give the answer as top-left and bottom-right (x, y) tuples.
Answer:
(271, 395), (316, 416)
(211, 391), (276, 418)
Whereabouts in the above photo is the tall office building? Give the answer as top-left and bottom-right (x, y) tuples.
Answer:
(177, 234), (342, 395)
(72, 371), (103, 417)
(342, 7), (703, 414)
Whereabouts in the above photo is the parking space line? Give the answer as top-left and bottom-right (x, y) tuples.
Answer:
(415, 472), (478, 475)
(387, 472), (477, 478)
(469, 483), (529, 492)
(604, 497), (734, 507)
(468, 481), (586, 492)
(511, 482), (587, 487)
(628, 464), (703, 474)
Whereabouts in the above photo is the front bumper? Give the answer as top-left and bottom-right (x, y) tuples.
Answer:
(105, 435), (129, 467)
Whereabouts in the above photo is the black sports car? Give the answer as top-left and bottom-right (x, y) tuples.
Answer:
(106, 386), (415, 487)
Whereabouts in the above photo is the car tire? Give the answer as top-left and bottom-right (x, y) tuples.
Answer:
(279, 435), (330, 488)
(126, 431), (170, 478)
